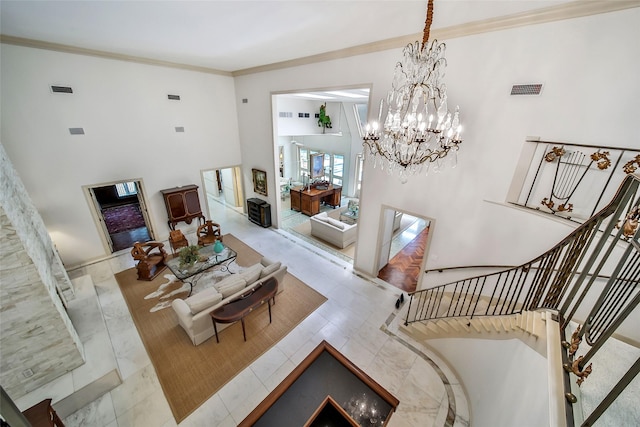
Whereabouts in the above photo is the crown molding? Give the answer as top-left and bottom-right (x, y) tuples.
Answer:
(232, 0), (640, 76)
(0, 34), (232, 77)
(2, 1), (638, 77)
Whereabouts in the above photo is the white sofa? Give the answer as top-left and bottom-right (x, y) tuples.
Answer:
(171, 257), (287, 345)
(309, 209), (357, 248)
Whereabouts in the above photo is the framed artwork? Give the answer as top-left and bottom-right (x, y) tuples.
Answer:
(252, 168), (268, 196)
(310, 153), (325, 179)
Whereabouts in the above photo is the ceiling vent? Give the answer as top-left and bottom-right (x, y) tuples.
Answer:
(175, 126), (185, 133)
(511, 84), (543, 96)
(51, 85), (73, 94)
(168, 94), (180, 100)
(69, 127), (84, 135)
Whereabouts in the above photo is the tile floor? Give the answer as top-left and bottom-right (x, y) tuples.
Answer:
(62, 198), (470, 426)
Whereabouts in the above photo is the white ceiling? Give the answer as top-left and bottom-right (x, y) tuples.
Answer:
(0, 1), (571, 73)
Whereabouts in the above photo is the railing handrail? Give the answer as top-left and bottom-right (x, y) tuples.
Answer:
(408, 173), (639, 311)
(417, 265), (633, 296)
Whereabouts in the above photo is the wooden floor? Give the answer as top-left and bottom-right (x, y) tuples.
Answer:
(111, 226), (150, 252)
(377, 227), (429, 293)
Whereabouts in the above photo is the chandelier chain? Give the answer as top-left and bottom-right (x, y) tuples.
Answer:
(422, 0), (434, 48)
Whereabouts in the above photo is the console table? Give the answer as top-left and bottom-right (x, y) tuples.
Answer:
(210, 277), (277, 342)
(290, 185), (342, 216)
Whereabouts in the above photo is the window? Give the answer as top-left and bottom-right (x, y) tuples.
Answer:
(116, 181), (137, 198)
(331, 154), (344, 187)
(296, 149), (345, 187)
(299, 147), (309, 180)
(355, 154), (364, 196)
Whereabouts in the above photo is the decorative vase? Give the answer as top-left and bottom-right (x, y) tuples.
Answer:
(213, 240), (224, 253)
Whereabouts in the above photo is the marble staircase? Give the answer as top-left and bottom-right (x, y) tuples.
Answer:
(402, 290), (548, 354)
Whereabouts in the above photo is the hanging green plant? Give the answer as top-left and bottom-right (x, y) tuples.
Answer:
(179, 245), (200, 268)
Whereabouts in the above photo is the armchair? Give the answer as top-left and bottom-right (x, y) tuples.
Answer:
(131, 241), (168, 281)
(197, 220), (223, 246)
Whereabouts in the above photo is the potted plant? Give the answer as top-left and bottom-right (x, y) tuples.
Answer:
(179, 245), (200, 268)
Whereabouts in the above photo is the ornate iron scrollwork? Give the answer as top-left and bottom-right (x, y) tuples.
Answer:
(544, 146), (566, 162)
(616, 205), (639, 238)
(590, 151), (611, 170)
(565, 356), (593, 386)
(568, 325), (582, 356)
(622, 154), (640, 174)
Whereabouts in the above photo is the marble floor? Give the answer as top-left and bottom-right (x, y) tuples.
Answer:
(277, 195), (429, 264)
(61, 198), (470, 427)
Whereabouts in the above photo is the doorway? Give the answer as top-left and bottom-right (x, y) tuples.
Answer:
(86, 180), (154, 253)
(376, 208), (431, 293)
(202, 166), (244, 217)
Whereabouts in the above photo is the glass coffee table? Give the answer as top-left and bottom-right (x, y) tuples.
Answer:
(339, 210), (359, 225)
(166, 244), (237, 296)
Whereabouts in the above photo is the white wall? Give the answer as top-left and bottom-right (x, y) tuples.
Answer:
(235, 8), (640, 278)
(428, 337), (549, 426)
(2, 9), (639, 274)
(1, 45), (241, 267)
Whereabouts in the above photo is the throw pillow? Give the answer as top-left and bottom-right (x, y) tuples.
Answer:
(260, 261), (282, 278)
(313, 212), (330, 222)
(239, 264), (262, 284)
(185, 288), (223, 315)
(260, 256), (277, 267)
(216, 276), (247, 298)
(327, 218), (346, 230)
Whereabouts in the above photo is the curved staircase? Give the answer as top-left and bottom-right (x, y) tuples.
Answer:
(402, 173), (640, 427)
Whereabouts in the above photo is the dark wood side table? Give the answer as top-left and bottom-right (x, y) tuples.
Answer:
(210, 277), (278, 342)
(22, 398), (65, 427)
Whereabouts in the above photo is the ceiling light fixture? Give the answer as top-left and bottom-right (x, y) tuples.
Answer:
(363, 0), (463, 183)
(292, 93), (335, 100)
(325, 90), (369, 99)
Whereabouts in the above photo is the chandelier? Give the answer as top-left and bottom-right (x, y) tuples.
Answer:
(363, 0), (462, 183)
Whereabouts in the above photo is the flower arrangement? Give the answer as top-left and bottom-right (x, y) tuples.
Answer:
(179, 245), (200, 268)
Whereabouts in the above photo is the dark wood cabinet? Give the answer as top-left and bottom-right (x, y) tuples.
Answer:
(247, 198), (271, 227)
(161, 185), (205, 230)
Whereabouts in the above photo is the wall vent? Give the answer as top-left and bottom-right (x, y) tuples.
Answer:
(175, 126), (185, 133)
(168, 94), (180, 100)
(69, 127), (85, 135)
(511, 84), (543, 96)
(279, 112), (293, 118)
(51, 85), (73, 94)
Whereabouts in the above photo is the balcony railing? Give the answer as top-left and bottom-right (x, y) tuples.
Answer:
(512, 139), (640, 223)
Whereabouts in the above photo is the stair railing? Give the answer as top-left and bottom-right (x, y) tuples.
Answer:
(403, 173), (640, 427)
(405, 173), (639, 326)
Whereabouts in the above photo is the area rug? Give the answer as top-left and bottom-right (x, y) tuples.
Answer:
(102, 204), (146, 234)
(115, 234), (327, 423)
